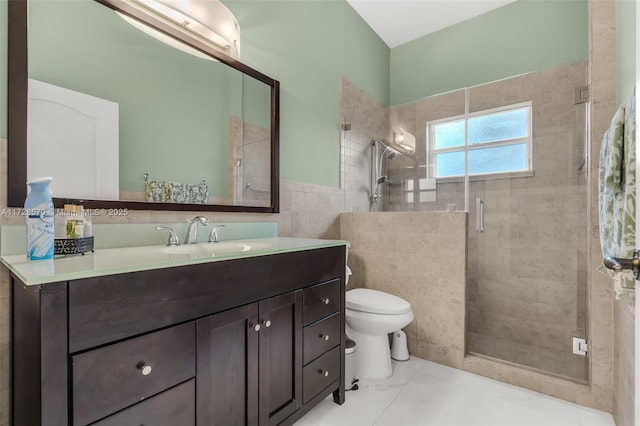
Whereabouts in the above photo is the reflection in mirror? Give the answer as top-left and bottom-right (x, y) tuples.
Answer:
(9, 0), (279, 212)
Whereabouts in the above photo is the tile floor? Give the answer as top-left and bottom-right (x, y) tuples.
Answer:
(297, 357), (615, 426)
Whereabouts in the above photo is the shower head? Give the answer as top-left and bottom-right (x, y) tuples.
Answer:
(380, 146), (399, 160)
(377, 142), (400, 160)
(372, 139), (409, 157)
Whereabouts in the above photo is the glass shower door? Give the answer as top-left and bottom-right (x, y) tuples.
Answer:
(465, 61), (589, 382)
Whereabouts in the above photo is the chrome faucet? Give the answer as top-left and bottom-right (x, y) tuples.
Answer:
(185, 216), (209, 244)
(208, 225), (226, 243)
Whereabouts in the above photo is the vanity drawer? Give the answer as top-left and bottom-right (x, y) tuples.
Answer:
(303, 346), (340, 404)
(304, 313), (341, 365)
(92, 379), (195, 426)
(69, 246), (343, 352)
(72, 322), (195, 426)
(303, 279), (341, 326)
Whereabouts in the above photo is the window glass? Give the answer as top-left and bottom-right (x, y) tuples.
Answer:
(434, 119), (465, 149)
(468, 108), (528, 145)
(436, 151), (465, 177)
(468, 143), (528, 174)
(428, 102), (531, 179)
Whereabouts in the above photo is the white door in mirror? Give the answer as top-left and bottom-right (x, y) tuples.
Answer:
(27, 79), (120, 201)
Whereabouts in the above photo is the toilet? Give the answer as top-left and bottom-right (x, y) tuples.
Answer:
(345, 288), (414, 379)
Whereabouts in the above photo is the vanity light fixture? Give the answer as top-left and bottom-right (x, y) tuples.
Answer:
(118, 0), (241, 60)
(393, 128), (416, 153)
(117, 13), (214, 60)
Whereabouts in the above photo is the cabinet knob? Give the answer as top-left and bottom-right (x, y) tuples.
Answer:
(136, 362), (152, 376)
(321, 297), (330, 305)
(249, 322), (261, 332)
(319, 369), (329, 377)
(319, 334), (330, 341)
(262, 320), (272, 328)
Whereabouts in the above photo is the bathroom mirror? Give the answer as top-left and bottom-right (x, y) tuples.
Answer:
(7, 0), (280, 213)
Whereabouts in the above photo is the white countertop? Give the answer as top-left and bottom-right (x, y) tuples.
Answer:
(1, 237), (348, 286)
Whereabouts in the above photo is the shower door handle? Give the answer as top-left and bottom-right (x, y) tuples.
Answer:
(476, 198), (484, 233)
(603, 249), (640, 279)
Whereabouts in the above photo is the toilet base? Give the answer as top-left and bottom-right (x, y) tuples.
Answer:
(346, 325), (393, 379)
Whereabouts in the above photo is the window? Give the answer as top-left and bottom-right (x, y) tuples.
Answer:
(427, 102), (532, 178)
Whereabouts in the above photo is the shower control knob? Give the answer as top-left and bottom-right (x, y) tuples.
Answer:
(249, 322), (261, 332)
(319, 334), (330, 341)
(319, 369), (329, 377)
(136, 362), (152, 376)
(262, 320), (271, 328)
(321, 297), (330, 305)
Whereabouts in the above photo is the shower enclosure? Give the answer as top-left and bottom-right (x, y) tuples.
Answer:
(377, 61), (589, 382)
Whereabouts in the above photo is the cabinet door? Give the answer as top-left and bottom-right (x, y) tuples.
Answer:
(197, 303), (260, 426)
(259, 291), (303, 426)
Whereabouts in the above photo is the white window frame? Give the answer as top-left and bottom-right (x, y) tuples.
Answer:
(427, 101), (533, 179)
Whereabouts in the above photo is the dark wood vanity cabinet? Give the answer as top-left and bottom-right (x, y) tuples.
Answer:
(73, 322), (197, 425)
(259, 292), (304, 425)
(196, 291), (303, 426)
(11, 245), (346, 426)
(197, 302), (260, 426)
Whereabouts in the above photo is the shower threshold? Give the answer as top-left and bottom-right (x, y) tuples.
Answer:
(466, 351), (588, 385)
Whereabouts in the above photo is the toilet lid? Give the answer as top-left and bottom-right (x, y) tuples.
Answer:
(346, 288), (411, 315)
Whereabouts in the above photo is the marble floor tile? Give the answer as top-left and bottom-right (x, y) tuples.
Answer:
(578, 406), (620, 426)
(297, 357), (615, 426)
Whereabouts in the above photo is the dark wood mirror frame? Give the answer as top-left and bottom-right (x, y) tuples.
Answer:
(7, 0), (280, 213)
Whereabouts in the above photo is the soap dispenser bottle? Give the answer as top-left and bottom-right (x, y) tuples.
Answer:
(25, 177), (55, 260)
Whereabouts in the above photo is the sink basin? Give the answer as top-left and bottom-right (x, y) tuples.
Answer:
(159, 240), (273, 258)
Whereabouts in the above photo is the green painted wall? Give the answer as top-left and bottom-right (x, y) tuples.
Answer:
(224, 0), (389, 187)
(616, 0), (636, 106)
(0, 0), (389, 189)
(390, 0), (588, 106)
(243, 75), (271, 130)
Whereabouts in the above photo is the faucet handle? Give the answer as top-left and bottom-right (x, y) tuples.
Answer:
(208, 225), (226, 243)
(155, 226), (180, 246)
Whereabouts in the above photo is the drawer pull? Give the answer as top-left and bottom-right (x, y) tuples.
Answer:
(249, 322), (261, 332)
(319, 369), (329, 377)
(262, 320), (272, 328)
(319, 334), (330, 341)
(136, 362), (152, 376)
(321, 297), (330, 305)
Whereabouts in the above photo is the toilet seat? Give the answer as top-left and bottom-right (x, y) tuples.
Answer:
(346, 288), (411, 315)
